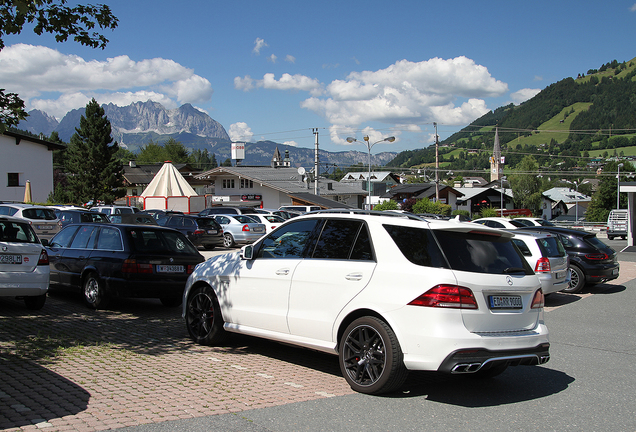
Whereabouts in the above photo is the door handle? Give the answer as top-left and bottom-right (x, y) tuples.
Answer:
(276, 268), (290, 276)
(345, 272), (363, 281)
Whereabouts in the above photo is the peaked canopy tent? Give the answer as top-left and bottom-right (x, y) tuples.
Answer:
(140, 161), (204, 213)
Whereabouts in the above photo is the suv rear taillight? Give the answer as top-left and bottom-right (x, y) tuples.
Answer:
(242, 224), (250, 232)
(535, 257), (551, 272)
(408, 285), (478, 309)
(194, 229), (205, 235)
(122, 259), (153, 273)
(585, 253), (609, 260)
(531, 289), (545, 309)
(38, 249), (49, 265)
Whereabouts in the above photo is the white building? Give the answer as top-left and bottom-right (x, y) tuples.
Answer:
(1, 131), (65, 203)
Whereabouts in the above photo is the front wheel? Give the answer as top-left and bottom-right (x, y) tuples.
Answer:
(339, 316), (408, 395)
(223, 233), (235, 248)
(185, 284), (228, 345)
(83, 272), (109, 309)
(562, 265), (585, 294)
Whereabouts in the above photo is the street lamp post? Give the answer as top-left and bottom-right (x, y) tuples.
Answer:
(617, 163), (624, 209)
(346, 135), (396, 209)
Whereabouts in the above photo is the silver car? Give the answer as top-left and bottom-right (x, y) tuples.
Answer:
(0, 215), (50, 309)
(509, 230), (570, 295)
(0, 203), (62, 240)
(213, 215), (266, 248)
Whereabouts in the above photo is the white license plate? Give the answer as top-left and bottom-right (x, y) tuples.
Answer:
(489, 295), (522, 309)
(37, 225), (53, 230)
(0, 254), (22, 264)
(207, 229), (217, 234)
(156, 265), (184, 273)
(253, 227), (264, 232)
(612, 268), (619, 275)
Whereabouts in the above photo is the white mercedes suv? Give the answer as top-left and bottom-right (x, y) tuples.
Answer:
(183, 211), (550, 394)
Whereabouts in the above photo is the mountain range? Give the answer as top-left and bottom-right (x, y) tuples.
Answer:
(17, 101), (397, 168)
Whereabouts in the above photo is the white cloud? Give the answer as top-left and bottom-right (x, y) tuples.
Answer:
(285, 55), (296, 64)
(283, 140), (298, 147)
(301, 56), (506, 133)
(253, 38), (268, 54)
(630, 3), (636, 11)
(0, 44), (213, 119)
(510, 88), (541, 105)
(229, 122), (254, 142)
(234, 73), (323, 96)
(267, 54), (277, 63)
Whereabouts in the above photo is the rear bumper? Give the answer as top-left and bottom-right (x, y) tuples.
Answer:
(584, 262), (620, 284)
(438, 343), (550, 374)
(0, 270), (49, 296)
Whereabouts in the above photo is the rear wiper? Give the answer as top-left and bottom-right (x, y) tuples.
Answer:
(503, 267), (526, 274)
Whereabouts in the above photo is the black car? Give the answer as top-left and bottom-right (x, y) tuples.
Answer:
(109, 213), (158, 225)
(45, 223), (205, 309)
(55, 209), (111, 227)
(518, 226), (619, 293)
(157, 215), (224, 250)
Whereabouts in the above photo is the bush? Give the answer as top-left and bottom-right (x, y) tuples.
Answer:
(479, 207), (499, 218)
(373, 200), (399, 211)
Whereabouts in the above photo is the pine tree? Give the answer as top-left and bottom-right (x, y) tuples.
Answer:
(65, 99), (125, 205)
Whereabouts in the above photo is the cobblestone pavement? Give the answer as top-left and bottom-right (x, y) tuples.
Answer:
(1, 257), (635, 432)
(0, 290), (353, 432)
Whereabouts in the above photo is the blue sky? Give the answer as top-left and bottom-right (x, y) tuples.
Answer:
(2, 0), (636, 154)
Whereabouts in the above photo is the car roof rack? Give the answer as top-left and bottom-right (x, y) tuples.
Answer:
(307, 209), (428, 221)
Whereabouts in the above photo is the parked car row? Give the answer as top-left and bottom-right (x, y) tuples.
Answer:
(472, 216), (620, 294)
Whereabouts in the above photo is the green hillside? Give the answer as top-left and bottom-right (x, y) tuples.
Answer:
(388, 56), (636, 173)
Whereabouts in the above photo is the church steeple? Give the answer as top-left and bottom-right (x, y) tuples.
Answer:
(490, 127), (503, 181)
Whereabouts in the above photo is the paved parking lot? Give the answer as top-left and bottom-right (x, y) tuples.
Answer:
(1, 243), (634, 432)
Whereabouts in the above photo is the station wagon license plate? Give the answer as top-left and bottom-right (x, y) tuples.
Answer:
(156, 265), (184, 273)
(0, 254), (22, 264)
(489, 295), (522, 309)
(207, 229), (217, 234)
(37, 225), (53, 230)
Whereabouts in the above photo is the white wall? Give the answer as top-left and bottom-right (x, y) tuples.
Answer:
(1, 135), (54, 203)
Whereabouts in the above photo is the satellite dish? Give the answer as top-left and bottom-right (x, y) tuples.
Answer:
(297, 167), (306, 175)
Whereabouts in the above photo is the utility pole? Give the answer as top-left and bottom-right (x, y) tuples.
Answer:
(434, 122), (439, 200)
(313, 128), (319, 195)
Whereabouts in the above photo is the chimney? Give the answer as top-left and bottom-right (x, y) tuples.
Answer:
(129, 160), (137, 168)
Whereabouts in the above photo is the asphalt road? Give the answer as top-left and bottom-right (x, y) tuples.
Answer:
(117, 238), (636, 432)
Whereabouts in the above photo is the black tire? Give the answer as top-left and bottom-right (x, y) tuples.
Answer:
(608, 235), (614, 240)
(223, 233), (235, 248)
(622, 236), (626, 240)
(339, 316), (408, 395)
(562, 265), (585, 294)
(83, 272), (109, 309)
(160, 296), (182, 307)
(185, 284), (228, 345)
(203, 244), (216, 250)
(24, 294), (46, 310)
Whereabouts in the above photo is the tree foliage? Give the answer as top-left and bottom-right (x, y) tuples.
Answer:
(64, 98), (124, 205)
(509, 156), (543, 213)
(0, 0), (118, 130)
(372, 200), (398, 211)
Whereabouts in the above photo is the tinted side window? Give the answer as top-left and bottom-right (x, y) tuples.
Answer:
(512, 238), (532, 256)
(557, 234), (574, 248)
(96, 227), (123, 250)
(433, 230), (532, 274)
(50, 226), (80, 248)
(312, 219), (364, 260)
(350, 224), (373, 261)
(0, 207), (17, 216)
(384, 225), (448, 268)
(70, 226), (97, 249)
(537, 237), (565, 257)
(257, 219), (320, 259)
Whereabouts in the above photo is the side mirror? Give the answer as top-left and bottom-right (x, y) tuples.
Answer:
(240, 244), (254, 260)
(41, 239), (49, 246)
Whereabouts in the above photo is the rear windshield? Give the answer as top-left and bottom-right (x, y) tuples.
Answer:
(0, 220), (39, 243)
(385, 225), (532, 275)
(22, 208), (57, 220)
(537, 237), (566, 257)
(585, 235), (614, 252)
(235, 215), (257, 223)
(127, 228), (199, 255)
(195, 218), (220, 229)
